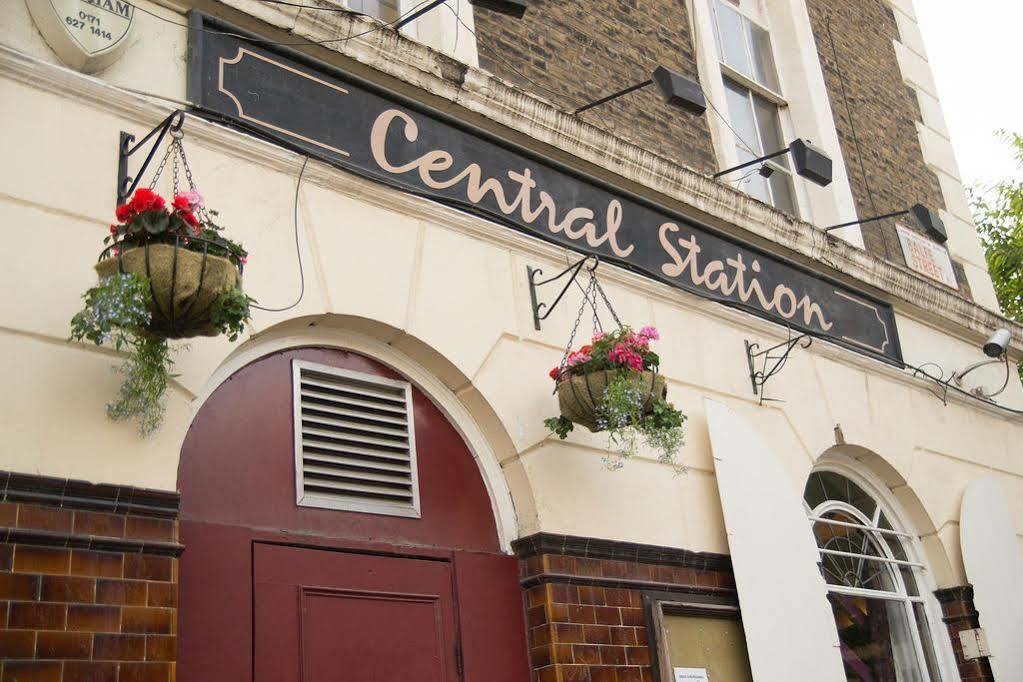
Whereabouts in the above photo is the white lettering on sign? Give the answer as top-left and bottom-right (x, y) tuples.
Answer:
(896, 222), (958, 289)
(674, 668), (710, 682)
(25, 0), (135, 73)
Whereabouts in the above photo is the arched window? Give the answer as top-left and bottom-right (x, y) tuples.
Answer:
(804, 469), (944, 681)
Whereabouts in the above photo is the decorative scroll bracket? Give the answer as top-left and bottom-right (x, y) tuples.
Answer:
(527, 255), (599, 331)
(745, 329), (813, 404)
(116, 110), (185, 206)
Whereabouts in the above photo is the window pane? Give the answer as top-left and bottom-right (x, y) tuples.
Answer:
(804, 471), (877, 519)
(913, 603), (944, 681)
(767, 168), (797, 216)
(664, 613), (753, 682)
(752, 95), (786, 164)
(724, 80), (761, 155)
(350, 0), (401, 22)
(741, 164), (772, 205)
(748, 21), (781, 91)
(714, 1), (752, 77)
(829, 594), (927, 682)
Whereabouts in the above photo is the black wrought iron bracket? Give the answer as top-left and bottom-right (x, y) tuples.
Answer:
(745, 329), (813, 403)
(527, 255), (599, 331)
(116, 110), (185, 206)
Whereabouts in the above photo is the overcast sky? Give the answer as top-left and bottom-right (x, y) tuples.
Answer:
(915, 2), (1023, 192)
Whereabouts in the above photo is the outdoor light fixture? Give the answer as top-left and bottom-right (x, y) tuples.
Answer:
(824, 203), (947, 243)
(713, 139), (833, 187)
(395, 0), (527, 29)
(573, 66), (707, 116)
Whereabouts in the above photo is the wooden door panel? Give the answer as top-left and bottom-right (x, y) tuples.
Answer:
(254, 543), (458, 682)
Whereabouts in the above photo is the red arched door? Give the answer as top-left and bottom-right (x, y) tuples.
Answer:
(177, 347), (529, 681)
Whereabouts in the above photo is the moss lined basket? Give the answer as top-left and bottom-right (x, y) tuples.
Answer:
(95, 242), (241, 339)
(557, 369), (667, 432)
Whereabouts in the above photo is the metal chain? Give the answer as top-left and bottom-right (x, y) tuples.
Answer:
(175, 137), (212, 224)
(146, 143), (174, 191)
(556, 276), (597, 378)
(594, 277), (623, 330)
(171, 141), (180, 197)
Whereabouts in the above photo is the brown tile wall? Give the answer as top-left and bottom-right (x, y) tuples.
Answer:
(515, 535), (734, 682)
(934, 585), (995, 681)
(0, 475), (180, 682)
(473, 0), (717, 175)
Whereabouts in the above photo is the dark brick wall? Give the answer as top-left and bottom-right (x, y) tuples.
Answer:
(473, 0), (717, 175)
(0, 473), (181, 682)
(935, 585), (995, 681)
(514, 533), (735, 682)
(803, 0), (945, 264)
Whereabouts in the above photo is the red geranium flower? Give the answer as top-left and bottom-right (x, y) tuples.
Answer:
(549, 367), (559, 380)
(128, 188), (165, 214)
(115, 204), (133, 223)
(172, 194), (191, 212)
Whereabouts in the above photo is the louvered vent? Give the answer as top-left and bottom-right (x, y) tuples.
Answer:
(293, 360), (420, 518)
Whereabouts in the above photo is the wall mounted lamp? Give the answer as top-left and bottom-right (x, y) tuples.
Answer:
(394, 0), (527, 29)
(713, 139), (833, 187)
(572, 66), (707, 116)
(824, 203), (947, 243)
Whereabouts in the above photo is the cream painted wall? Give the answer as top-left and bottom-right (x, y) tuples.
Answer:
(1, 3), (1021, 597)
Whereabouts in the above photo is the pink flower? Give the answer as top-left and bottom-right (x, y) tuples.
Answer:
(592, 332), (605, 343)
(239, 256), (247, 265)
(638, 326), (660, 341)
(567, 351), (592, 367)
(180, 190), (204, 208)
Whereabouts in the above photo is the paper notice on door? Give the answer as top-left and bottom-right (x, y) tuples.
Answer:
(674, 668), (709, 682)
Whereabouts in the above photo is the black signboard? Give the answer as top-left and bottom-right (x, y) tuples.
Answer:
(188, 14), (902, 364)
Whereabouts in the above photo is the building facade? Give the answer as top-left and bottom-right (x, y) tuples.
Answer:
(1, 0), (1021, 680)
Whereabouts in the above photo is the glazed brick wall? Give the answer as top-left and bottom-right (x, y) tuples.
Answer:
(515, 534), (735, 682)
(803, 1), (951, 267)
(934, 586), (995, 681)
(0, 474), (180, 682)
(473, 0), (717, 175)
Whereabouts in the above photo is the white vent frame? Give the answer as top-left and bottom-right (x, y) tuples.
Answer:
(292, 359), (421, 518)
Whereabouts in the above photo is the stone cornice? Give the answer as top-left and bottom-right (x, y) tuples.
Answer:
(206, 0), (1023, 354)
(0, 26), (1020, 360)
(1, 43), (1021, 417)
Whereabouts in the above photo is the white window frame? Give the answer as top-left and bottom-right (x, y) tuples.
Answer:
(704, 0), (809, 218)
(688, 0), (864, 241)
(804, 461), (959, 681)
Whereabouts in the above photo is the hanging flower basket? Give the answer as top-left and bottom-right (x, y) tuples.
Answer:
(70, 131), (253, 436)
(543, 322), (687, 471)
(96, 241), (240, 339)
(557, 369), (667, 432)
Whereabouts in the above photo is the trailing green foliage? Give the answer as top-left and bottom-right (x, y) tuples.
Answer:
(970, 131), (1023, 380)
(70, 272), (249, 436)
(594, 371), (687, 473)
(211, 287), (256, 342)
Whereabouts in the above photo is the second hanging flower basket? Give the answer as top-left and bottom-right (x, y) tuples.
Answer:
(544, 325), (687, 471)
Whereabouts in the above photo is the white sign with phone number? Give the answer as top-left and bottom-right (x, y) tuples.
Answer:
(674, 668), (709, 682)
(26, 0), (135, 73)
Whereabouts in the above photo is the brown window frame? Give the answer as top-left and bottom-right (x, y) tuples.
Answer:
(642, 590), (747, 682)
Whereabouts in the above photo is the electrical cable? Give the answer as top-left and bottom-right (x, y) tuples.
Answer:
(128, 0), (438, 49)
(824, 13), (894, 258)
(250, 156), (309, 312)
